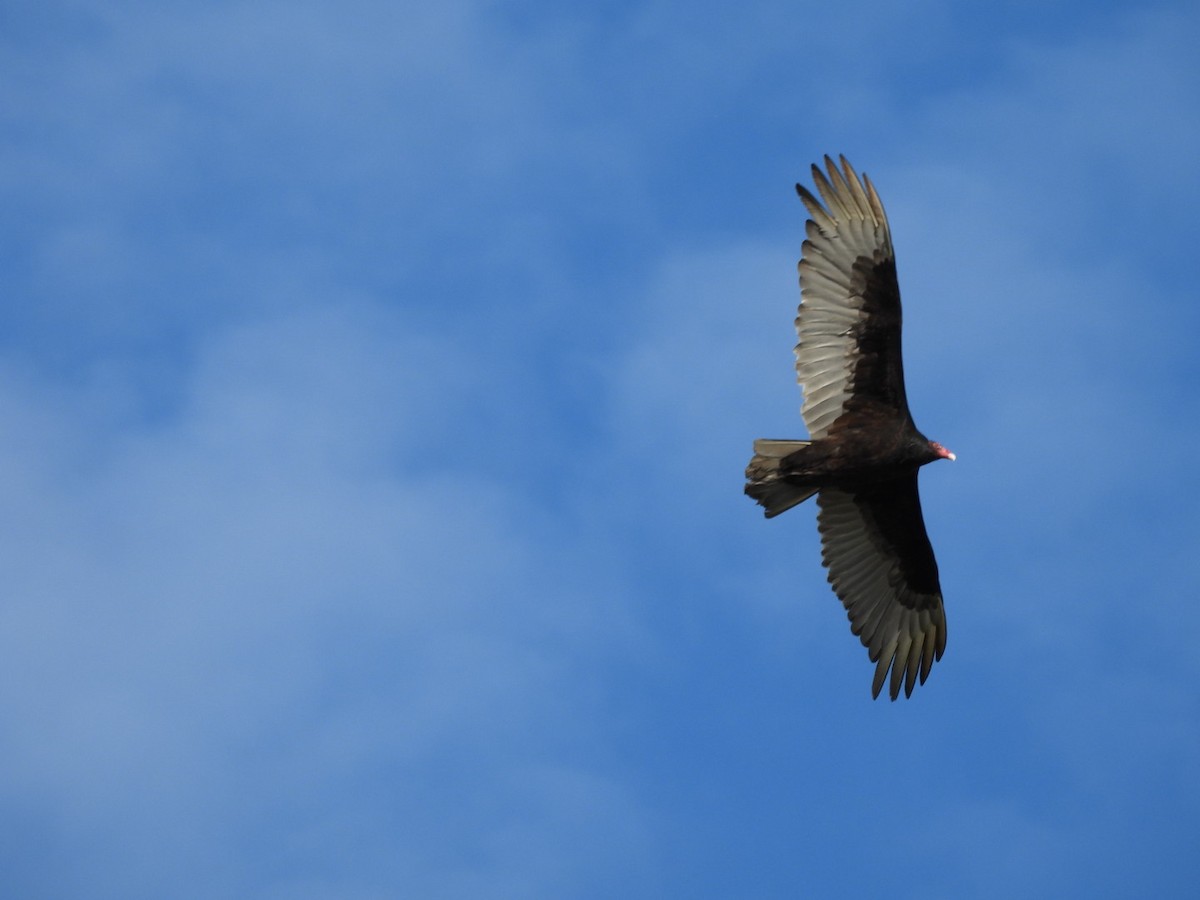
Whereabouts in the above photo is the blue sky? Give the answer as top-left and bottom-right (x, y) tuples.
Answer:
(2, 1), (1198, 896)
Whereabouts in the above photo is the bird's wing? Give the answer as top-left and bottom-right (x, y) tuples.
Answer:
(816, 479), (946, 699)
(795, 155), (911, 438)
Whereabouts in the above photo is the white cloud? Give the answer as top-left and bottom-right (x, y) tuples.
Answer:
(0, 294), (653, 895)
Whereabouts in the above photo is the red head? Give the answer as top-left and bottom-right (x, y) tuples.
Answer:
(930, 441), (956, 461)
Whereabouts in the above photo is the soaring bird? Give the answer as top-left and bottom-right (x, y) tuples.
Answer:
(745, 155), (955, 700)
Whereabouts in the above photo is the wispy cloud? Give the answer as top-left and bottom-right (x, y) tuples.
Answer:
(1, 0), (1198, 896)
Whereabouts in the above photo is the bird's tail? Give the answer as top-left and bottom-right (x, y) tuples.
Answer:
(744, 439), (818, 518)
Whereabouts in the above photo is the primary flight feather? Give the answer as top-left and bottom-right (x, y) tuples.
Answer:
(745, 155), (955, 700)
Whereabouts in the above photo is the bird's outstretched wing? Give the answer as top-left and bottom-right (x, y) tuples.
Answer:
(795, 156), (911, 438)
(816, 480), (946, 699)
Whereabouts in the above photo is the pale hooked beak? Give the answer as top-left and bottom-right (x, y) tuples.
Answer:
(932, 442), (956, 461)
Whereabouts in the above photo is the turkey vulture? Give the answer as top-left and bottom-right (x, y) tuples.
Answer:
(745, 155), (954, 700)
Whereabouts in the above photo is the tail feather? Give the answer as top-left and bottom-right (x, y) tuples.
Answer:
(744, 439), (817, 518)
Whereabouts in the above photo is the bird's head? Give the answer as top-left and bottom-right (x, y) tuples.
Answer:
(929, 441), (956, 462)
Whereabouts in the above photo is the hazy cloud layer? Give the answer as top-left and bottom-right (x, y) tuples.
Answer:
(2, 1), (1198, 896)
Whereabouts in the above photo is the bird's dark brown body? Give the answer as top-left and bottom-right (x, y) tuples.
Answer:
(767, 428), (942, 488)
(744, 156), (954, 700)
